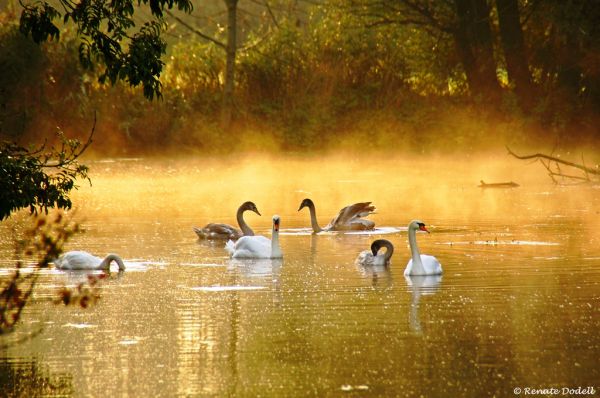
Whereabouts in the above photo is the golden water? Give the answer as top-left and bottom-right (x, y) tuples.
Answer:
(1, 155), (599, 397)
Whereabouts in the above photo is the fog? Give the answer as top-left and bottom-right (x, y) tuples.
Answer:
(72, 154), (600, 230)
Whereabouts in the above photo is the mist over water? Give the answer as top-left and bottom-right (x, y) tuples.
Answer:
(1, 155), (599, 397)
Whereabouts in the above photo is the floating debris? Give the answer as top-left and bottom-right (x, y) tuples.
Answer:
(478, 180), (519, 188)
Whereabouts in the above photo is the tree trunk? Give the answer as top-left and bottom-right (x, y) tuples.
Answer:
(453, 0), (500, 101)
(495, 0), (534, 110)
(221, 0), (238, 129)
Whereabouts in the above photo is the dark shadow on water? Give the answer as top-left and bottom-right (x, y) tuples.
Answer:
(0, 356), (74, 396)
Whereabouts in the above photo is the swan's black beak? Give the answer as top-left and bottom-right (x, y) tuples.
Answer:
(298, 204), (304, 212)
(254, 208), (262, 216)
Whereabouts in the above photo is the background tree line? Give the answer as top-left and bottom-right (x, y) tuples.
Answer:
(0, 0), (598, 155)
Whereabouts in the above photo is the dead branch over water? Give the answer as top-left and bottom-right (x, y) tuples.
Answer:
(506, 146), (600, 184)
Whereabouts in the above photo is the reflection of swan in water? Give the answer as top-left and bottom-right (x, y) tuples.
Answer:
(405, 274), (442, 333)
(60, 269), (125, 286)
(54, 251), (126, 271)
(356, 261), (392, 287)
(193, 201), (261, 240)
(228, 258), (284, 305)
(225, 215), (282, 259)
(404, 220), (443, 276)
(228, 258), (283, 278)
(298, 198), (376, 233)
(355, 239), (394, 266)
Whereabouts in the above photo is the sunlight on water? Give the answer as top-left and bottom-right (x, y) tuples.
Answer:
(1, 155), (599, 397)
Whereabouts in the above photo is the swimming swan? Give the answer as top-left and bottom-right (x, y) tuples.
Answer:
(355, 239), (394, 266)
(225, 215), (283, 259)
(298, 198), (375, 233)
(193, 201), (261, 240)
(403, 220), (443, 276)
(54, 251), (126, 271)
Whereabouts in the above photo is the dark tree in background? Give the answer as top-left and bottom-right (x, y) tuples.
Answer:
(453, 0), (501, 100)
(495, 0), (533, 109)
(347, 0), (600, 117)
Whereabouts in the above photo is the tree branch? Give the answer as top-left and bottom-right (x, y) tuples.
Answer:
(507, 146), (600, 184)
(166, 9), (226, 49)
(506, 146), (600, 176)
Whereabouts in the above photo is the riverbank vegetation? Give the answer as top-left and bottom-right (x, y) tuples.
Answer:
(1, 1), (598, 156)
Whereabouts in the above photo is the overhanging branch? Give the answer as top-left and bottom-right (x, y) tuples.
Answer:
(507, 146), (600, 184)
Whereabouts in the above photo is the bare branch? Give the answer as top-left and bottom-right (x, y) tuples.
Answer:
(166, 9), (226, 49)
(506, 146), (600, 176)
(507, 146), (599, 184)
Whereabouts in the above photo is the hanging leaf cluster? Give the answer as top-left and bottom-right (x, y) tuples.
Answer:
(19, 0), (193, 99)
(0, 129), (92, 221)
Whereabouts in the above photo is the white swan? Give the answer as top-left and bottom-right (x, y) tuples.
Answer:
(403, 220), (443, 276)
(225, 215), (283, 259)
(193, 201), (261, 240)
(355, 239), (394, 266)
(54, 251), (126, 271)
(298, 198), (376, 233)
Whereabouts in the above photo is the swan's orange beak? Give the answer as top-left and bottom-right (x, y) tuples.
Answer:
(419, 225), (430, 233)
(274, 220), (280, 232)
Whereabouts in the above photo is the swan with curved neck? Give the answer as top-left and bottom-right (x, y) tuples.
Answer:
(194, 201), (261, 240)
(404, 220), (442, 276)
(54, 251), (126, 271)
(298, 198), (376, 233)
(355, 239), (394, 266)
(225, 215), (283, 259)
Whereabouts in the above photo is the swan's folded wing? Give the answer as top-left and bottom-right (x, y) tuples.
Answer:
(355, 250), (374, 266)
(55, 251), (99, 269)
(328, 202), (376, 230)
(194, 223), (242, 239)
(231, 235), (272, 258)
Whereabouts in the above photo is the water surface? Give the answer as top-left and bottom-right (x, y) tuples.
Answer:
(1, 155), (599, 397)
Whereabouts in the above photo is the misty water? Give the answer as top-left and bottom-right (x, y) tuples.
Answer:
(1, 156), (599, 397)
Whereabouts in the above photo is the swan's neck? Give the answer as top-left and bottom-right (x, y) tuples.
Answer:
(271, 228), (282, 258)
(99, 254), (126, 271)
(307, 203), (323, 233)
(408, 228), (425, 274)
(237, 207), (254, 236)
(381, 242), (394, 263)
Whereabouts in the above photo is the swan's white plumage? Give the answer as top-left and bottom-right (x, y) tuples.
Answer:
(355, 239), (394, 267)
(225, 216), (282, 259)
(404, 254), (442, 276)
(355, 250), (387, 266)
(54, 251), (126, 271)
(404, 220), (443, 276)
(225, 237), (271, 258)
